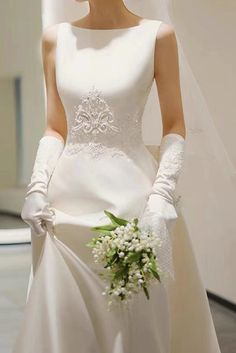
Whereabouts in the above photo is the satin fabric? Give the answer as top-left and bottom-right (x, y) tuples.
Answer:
(12, 18), (221, 353)
(13, 208), (221, 353)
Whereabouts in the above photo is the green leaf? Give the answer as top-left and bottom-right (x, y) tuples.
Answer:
(126, 251), (142, 263)
(90, 223), (117, 231)
(91, 229), (112, 236)
(149, 256), (158, 270)
(107, 252), (119, 266)
(104, 210), (129, 226)
(120, 293), (125, 301)
(113, 266), (128, 280)
(150, 268), (161, 282)
(143, 285), (150, 300)
(133, 218), (139, 225)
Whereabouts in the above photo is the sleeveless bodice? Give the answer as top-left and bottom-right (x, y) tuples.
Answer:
(48, 19), (163, 219)
(56, 19), (162, 160)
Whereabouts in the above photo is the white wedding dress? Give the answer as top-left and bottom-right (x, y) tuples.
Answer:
(12, 18), (221, 353)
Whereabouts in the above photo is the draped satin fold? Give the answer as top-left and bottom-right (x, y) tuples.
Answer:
(13, 210), (220, 353)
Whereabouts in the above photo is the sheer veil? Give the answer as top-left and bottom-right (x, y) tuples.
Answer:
(42, 0), (236, 287)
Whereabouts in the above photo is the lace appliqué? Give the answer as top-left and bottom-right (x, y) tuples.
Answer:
(158, 139), (185, 180)
(65, 142), (129, 159)
(153, 136), (185, 205)
(64, 86), (142, 159)
(71, 87), (119, 137)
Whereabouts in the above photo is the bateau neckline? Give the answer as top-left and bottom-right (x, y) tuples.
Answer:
(67, 18), (151, 32)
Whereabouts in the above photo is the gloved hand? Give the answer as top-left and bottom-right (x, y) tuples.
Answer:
(21, 135), (64, 236)
(139, 133), (185, 278)
(21, 191), (55, 236)
(141, 194), (178, 236)
(141, 132), (185, 229)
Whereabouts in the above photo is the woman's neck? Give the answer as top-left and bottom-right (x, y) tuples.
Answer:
(85, 0), (137, 28)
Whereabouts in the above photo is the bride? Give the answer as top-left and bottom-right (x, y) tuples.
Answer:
(13, 0), (221, 352)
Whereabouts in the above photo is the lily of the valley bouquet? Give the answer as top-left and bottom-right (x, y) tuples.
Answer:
(86, 209), (163, 308)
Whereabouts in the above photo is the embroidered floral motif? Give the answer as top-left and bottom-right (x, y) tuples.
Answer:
(71, 86), (119, 138)
(64, 86), (143, 160)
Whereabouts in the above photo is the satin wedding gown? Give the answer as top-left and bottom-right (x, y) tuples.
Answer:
(12, 18), (221, 353)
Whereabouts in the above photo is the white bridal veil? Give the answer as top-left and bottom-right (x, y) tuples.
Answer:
(41, 0), (236, 292)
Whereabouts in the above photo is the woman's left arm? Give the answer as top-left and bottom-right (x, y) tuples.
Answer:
(139, 24), (187, 279)
(140, 24), (187, 249)
(154, 23), (186, 139)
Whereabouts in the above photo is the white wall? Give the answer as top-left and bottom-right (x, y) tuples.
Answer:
(0, 0), (45, 186)
(0, 78), (17, 187)
(170, 0), (236, 304)
(174, 0), (236, 167)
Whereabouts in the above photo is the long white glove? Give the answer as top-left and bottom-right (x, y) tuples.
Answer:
(140, 133), (185, 278)
(21, 135), (64, 236)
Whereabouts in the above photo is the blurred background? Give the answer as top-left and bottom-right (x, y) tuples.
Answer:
(0, 0), (235, 352)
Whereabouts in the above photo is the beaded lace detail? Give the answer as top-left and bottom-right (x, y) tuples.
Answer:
(64, 86), (143, 159)
(152, 134), (185, 205)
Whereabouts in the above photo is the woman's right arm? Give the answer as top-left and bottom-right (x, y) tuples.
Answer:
(42, 24), (67, 142)
(21, 25), (66, 236)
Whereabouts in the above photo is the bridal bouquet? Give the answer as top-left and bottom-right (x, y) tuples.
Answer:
(86, 210), (162, 308)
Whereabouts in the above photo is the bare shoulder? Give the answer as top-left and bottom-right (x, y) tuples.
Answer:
(156, 21), (178, 48)
(157, 21), (176, 39)
(154, 22), (179, 77)
(41, 23), (61, 54)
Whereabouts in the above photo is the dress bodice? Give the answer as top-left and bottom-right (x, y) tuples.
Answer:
(56, 19), (162, 160)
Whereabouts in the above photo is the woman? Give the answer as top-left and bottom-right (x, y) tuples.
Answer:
(14, 0), (221, 352)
